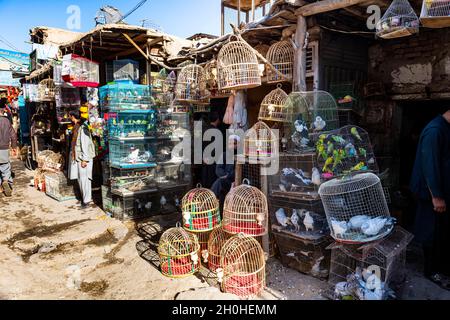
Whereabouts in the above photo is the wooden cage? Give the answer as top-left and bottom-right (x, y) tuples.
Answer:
(223, 183), (268, 237)
(217, 234), (266, 298)
(206, 226), (231, 272)
(182, 187), (221, 233)
(258, 85), (290, 123)
(244, 121), (278, 159)
(38, 79), (56, 101)
(158, 226), (201, 278)
(266, 40), (294, 83)
(204, 59), (231, 97)
(217, 39), (261, 90)
(175, 64), (210, 105)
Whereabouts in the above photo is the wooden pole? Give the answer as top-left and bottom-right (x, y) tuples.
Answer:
(221, 2), (225, 36)
(146, 41), (152, 87)
(252, 0), (256, 21)
(238, 0), (241, 25)
(293, 15), (307, 92)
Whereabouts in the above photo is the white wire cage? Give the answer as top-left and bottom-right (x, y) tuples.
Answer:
(319, 173), (394, 244)
(258, 85), (290, 123)
(376, 0), (420, 39)
(244, 121), (279, 159)
(38, 79), (56, 101)
(266, 40), (294, 84)
(420, 0), (450, 28)
(175, 64), (210, 105)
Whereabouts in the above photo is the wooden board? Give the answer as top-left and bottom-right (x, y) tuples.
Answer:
(420, 16), (450, 28)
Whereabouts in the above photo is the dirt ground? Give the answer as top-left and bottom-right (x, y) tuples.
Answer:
(0, 160), (448, 300)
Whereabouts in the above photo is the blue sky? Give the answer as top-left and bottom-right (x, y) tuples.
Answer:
(0, 0), (229, 54)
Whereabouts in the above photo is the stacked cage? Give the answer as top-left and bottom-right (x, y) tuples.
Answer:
(420, 0), (450, 28)
(376, 0), (420, 39)
(258, 85), (290, 123)
(266, 40), (294, 84)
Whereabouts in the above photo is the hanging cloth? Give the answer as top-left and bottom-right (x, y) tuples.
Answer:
(231, 90), (248, 131)
(223, 92), (235, 125)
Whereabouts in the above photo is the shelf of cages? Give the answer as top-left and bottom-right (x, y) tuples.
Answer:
(269, 152), (323, 201)
(108, 137), (158, 170)
(110, 167), (158, 196)
(55, 86), (81, 124)
(62, 54), (99, 88)
(105, 109), (158, 139)
(155, 161), (192, 190)
(99, 83), (153, 111)
(157, 107), (190, 140)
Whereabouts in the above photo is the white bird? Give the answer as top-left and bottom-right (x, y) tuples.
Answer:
(348, 215), (370, 230)
(335, 282), (352, 297)
(275, 208), (291, 227)
(267, 104), (276, 117)
(366, 273), (382, 291)
(303, 211), (315, 232)
(361, 217), (389, 236)
(356, 287), (384, 301)
(314, 116), (327, 131)
(330, 219), (349, 238)
(279, 184), (287, 192)
(145, 201), (152, 210)
(312, 168), (321, 186)
(135, 199), (143, 211)
(126, 149), (140, 163)
(290, 210), (301, 231)
(160, 196), (167, 208)
(310, 256), (328, 279)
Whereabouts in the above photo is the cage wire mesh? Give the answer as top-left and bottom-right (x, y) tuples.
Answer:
(223, 183), (269, 237)
(376, 0), (419, 39)
(182, 187), (221, 232)
(38, 79), (56, 101)
(266, 40), (294, 84)
(217, 234), (266, 298)
(204, 59), (232, 97)
(244, 121), (279, 159)
(258, 85), (290, 123)
(217, 39), (262, 90)
(287, 91), (339, 152)
(206, 226), (231, 272)
(175, 64), (210, 105)
(420, 0), (450, 28)
(158, 225), (201, 278)
(316, 125), (378, 179)
(319, 173), (393, 244)
(187, 229), (211, 255)
(328, 227), (413, 292)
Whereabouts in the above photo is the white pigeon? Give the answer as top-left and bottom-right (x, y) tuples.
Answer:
(275, 208), (291, 227)
(160, 196), (167, 208)
(330, 219), (349, 238)
(303, 211), (315, 232)
(290, 210), (301, 231)
(312, 168), (321, 186)
(127, 149), (140, 162)
(279, 184), (287, 192)
(314, 116), (327, 131)
(361, 217), (388, 236)
(145, 201), (152, 210)
(348, 215), (370, 230)
(366, 273), (382, 291)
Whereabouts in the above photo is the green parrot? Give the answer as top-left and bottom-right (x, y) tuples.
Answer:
(327, 142), (334, 155)
(317, 142), (327, 160)
(350, 162), (366, 172)
(323, 157), (334, 173)
(351, 127), (362, 141)
(332, 149), (345, 170)
(332, 135), (346, 146)
(112, 118), (117, 126)
(359, 147), (367, 158)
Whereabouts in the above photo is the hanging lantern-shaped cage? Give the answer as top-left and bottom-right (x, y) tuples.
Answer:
(175, 64), (210, 105)
(182, 187), (221, 233)
(217, 39), (261, 91)
(217, 234), (266, 298)
(318, 173), (394, 244)
(266, 40), (294, 83)
(376, 0), (420, 39)
(420, 0), (450, 28)
(206, 226), (231, 272)
(158, 225), (201, 278)
(223, 183), (269, 237)
(38, 79), (56, 101)
(244, 121), (279, 159)
(258, 85), (290, 123)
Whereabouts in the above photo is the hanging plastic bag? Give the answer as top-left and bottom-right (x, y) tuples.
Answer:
(223, 92), (235, 125)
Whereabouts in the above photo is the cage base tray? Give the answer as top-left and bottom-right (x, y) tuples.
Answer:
(420, 16), (450, 28)
(378, 27), (418, 39)
(331, 225), (395, 245)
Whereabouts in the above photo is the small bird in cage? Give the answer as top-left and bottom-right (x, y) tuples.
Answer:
(314, 116), (327, 131)
(160, 196), (167, 209)
(312, 168), (322, 186)
(275, 208), (291, 227)
(303, 211), (315, 232)
(290, 210), (301, 232)
(361, 217), (396, 236)
(345, 143), (357, 158)
(351, 127), (363, 141)
(348, 215), (370, 230)
(330, 219), (349, 238)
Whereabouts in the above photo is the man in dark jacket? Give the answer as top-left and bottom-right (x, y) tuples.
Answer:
(0, 107), (18, 197)
(410, 109), (450, 290)
(201, 112), (222, 188)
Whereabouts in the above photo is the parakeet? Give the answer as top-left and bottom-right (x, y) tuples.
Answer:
(303, 211), (315, 232)
(332, 149), (345, 170)
(327, 142), (335, 155)
(314, 116), (327, 131)
(330, 219), (349, 238)
(359, 148), (367, 158)
(312, 168), (321, 186)
(323, 157), (334, 173)
(345, 143), (357, 158)
(332, 135), (346, 146)
(317, 143), (328, 161)
(351, 127), (362, 141)
(350, 162), (367, 172)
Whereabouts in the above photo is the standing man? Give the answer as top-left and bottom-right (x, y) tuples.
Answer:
(69, 111), (96, 209)
(0, 106), (17, 197)
(410, 109), (450, 290)
(202, 111), (222, 189)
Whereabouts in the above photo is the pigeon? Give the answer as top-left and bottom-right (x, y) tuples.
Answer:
(160, 196), (167, 208)
(312, 168), (321, 186)
(348, 215), (370, 230)
(361, 217), (395, 236)
(330, 219), (349, 238)
(275, 208), (291, 227)
(291, 210), (301, 231)
(303, 211), (315, 232)
(310, 256), (328, 278)
(314, 116), (327, 131)
(144, 202), (152, 213)
(126, 149), (140, 163)
(366, 273), (382, 291)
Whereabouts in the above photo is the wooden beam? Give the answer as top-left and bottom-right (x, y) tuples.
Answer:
(293, 15), (307, 91)
(122, 33), (151, 61)
(296, 0), (366, 17)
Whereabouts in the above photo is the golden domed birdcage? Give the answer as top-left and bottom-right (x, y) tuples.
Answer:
(38, 79), (56, 101)
(258, 85), (290, 123)
(158, 225), (201, 278)
(182, 186), (221, 233)
(244, 121), (279, 159)
(175, 64), (210, 105)
(266, 40), (294, 83)
(204, 59), (231, 97)
(223, 181), (268, 237)
(205, 226), (230, 272)
(217, 38), (261, 91)
(216, 234), (266, 298)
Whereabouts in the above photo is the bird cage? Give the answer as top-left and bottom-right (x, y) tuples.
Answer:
(204, 59), (231, 97)
(158, 225), (201, 278)
(258, 85), (290, 123)
(420, 0), (450, 28)
(38, 79), (56, 101)
(376, 0), (419, 39)
(319, 173), (394, 244)
(175, 64), (210, 105)
(266, 40), (294, 83)
(287, 91), (339, 152)
(217, 38), (261, 90)
(206, 226), (231, 272)
(223, 183), (269, 237)
(328, 227), (413, 298)
(217, 234), (266, 298)
(182, 187), (221, 233)
(316, 125), (378, 179)
(187, 230), (211, 253)
(244, 121), (279, 159)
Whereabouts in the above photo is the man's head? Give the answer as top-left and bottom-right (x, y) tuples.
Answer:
(443, 108), (450, 123)
(228, 134), (240, 150)
(69, 110), (81, 124)
(209, 111), (221, 127)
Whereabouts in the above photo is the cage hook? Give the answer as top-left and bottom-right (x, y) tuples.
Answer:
(242, 178), (251, 186)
